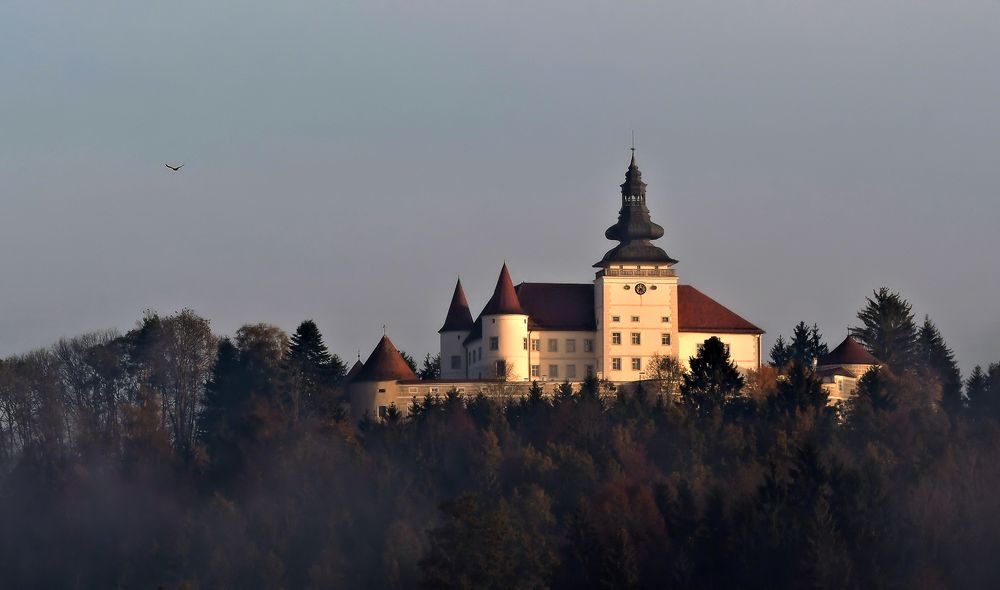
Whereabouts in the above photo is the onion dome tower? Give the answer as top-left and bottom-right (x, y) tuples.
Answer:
(595, 150), (678, 267)
(439, 278), (475, 379)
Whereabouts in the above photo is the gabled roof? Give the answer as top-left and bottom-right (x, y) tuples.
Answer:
(677, 285), (764, 334)
(481, 263), (526, 316)
(817, 336), (880, 367)
(516, 283), (596, 331)
(353, 335), (418, 383)
(439, 278), (475, 333)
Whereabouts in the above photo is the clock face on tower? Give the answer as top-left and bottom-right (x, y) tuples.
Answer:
(634, 283), (647, 295)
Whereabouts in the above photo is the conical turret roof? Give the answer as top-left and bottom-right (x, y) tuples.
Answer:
(343, 360), (364, 384)
(596, 151), (677, 267)
(817, 336), (881, 367)
(481, 263), (526, 315)
(439, 278), (475, 333)
(353, 335), (418, 382)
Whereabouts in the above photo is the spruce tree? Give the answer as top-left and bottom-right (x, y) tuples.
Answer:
(966, 366), (988, 411)
(285, 320), (345, 419)
(418, 353), (441, 380)
(850, 288), (918, 372)
(769, 335), (792, 368)
(769, 361), (828, 415)
(916, 316), (962, 411)
(681, 337), (744, 414)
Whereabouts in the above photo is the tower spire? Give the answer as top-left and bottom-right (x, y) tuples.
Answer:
(594, 150), (677, 268)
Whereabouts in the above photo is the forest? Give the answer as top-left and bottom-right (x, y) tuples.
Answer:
(1, 287), (999, 589)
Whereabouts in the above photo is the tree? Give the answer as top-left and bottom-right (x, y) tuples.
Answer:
(850, 288), (918, 372)
(769, 361), (828, 415)
(965, 366), (989, 412)
(128, 309), (217, 457)
(681, 337), (744, 414)
(769, 335), (793, 368)
(285, 320), (345, 420)
(419, 353), (441, 380)
(915, 316), (962, 411)
(646, 353), (683, 398)
(399, 351), (418, 375)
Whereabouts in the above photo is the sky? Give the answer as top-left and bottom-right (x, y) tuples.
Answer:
(2, 1), (999, 373)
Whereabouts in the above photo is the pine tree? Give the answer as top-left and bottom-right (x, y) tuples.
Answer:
(285, 320), (345, 420)
(769, 361), (829, 415)
(769, 335), (792, 368)
(966, 366), (988, 411)
(916, 316), (962, 411)
(681, 337), (744, 414)
(196, 338), (245, 473)
(850, 288), (918, 372)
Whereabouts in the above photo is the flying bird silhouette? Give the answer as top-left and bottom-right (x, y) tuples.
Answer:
(164, 163), (184, 171)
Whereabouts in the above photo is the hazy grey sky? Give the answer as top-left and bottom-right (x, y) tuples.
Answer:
(2, 1), (998, 373)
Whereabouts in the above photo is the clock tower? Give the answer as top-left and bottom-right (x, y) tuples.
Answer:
(593, 151), (679, 381)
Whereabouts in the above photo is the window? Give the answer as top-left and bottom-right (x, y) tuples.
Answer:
(478, 347), (482, 360)
(630, 332), (641, 345)
(489, 337), (499, 351)
(661, 316), (670, 323)
(451, 355), (461, 369)
(631, 315), (640, 322)
(523, 337), (528, 350)
(566, 364), (577, 379)
(531, 339), (541, 351)
(378, 406), (388, 418)
(408, 386), (418, 394)
(631, 358), (641, 370)
(586, 365), (595, 377)
(583, 339), (594, 352)
(495, 360), (507, 377)
(549, 364), (559, 379)
(612, 316), (620, 322)
(531, 365), (540, 378)
(429, 387), (440, 394)
(612, 358), (622, 371)
(612, 332), (621, 345)
(661, 334), (671, 346)
(566, 339), (576, 353)
(548, 339), (558, 352)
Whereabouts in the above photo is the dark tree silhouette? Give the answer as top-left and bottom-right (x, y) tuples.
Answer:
(681, 337), (744, 414)
(850, 288), (918, 372)
(916, 316), (962, 411)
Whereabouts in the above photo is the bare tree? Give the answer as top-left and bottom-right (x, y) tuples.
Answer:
(646, 353), (684, 399)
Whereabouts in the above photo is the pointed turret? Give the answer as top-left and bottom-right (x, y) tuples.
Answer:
(595, 151), (677, 267)
(817, 335), (881, 367)
(439, 278), (475, 333)
(353, 335), (418, 382)
(481, 263), (526, 315)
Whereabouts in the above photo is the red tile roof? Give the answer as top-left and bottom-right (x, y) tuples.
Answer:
(343, 360), (364, 384)
(677, 285), (764, 334)
(481, 263), (526, 315)
(439, 278), (475, 333)
(817, 336), (880, 367)
(515, 283), (596, 331)
(353, 335), (418, 383)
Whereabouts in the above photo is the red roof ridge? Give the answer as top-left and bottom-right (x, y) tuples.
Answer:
(677, 285), (763, 334)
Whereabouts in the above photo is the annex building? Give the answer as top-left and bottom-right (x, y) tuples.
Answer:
(349, 151), (765, 420)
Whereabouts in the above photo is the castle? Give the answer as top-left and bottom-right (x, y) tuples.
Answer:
(348, 151), (767, 420)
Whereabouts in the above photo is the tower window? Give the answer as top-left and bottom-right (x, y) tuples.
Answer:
(612, 316), (620, 322)
(631, 358), (641, 370)
(489, 337), (499, 351)
(630, 333), (641, 345)
(661, 316), (670, 323)
(661, 334), (671, 346)
(531, 339), (541, 351)
(612, 358), (622, 371)
(523, 337), (528, 350)
(451, 355), (461, 369)
(612, 333), (621, 345)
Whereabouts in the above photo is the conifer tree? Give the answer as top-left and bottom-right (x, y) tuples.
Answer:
(769, 361), (828, 415)
(965, 366), (988, 411)
(769, 335), (792, 368)
(681, 337), (744, 414)
(285, 320), (345, 420)
(850, 288), (918, 372)
(418, 353), (441, 380)
(916, 316), (962, 411)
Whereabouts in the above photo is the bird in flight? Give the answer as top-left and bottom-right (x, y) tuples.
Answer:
(164, 163), (184, 171)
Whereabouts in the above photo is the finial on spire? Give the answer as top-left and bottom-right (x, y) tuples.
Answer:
(382, 324), (386, 337)
(630, 130), (636, 165)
